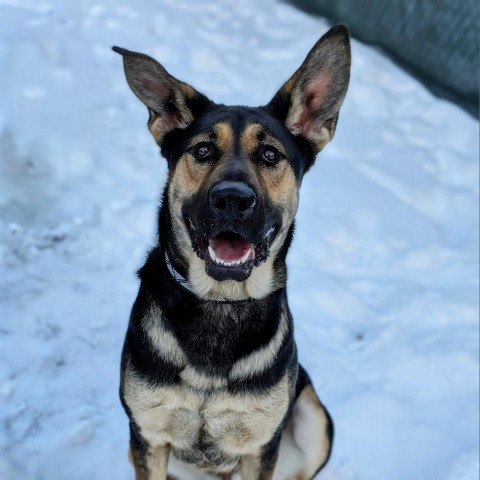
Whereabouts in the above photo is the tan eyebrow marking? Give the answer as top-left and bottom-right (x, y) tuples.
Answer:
(187, 122), (233, 151)
(214, 122), (233, 151)
(241, 123), (262, 154)
(263, 134), (287, 157)
(241, 123), (287, 157)
(186, 132), (212, 149)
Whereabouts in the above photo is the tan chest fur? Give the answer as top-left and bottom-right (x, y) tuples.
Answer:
(123, 364), (291, 460)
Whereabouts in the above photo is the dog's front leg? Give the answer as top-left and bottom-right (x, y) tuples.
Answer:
(241, 435), (280, 480)
(129, 426), (170, 480)
(241, 454), (276, 480)
(130, 444), (170, 480)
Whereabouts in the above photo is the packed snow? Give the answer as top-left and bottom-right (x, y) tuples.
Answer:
(0, 0), (478, 479)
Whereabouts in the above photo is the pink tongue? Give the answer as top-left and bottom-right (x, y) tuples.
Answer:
(209, 234), (255, 262)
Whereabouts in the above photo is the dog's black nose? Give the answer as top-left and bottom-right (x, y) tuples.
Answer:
(209, 181), (257, 219)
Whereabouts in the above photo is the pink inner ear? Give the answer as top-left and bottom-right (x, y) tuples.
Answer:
(292, 70), (331, 137)
(305, 72), (331, 109)
(154, 114), (179, 133)
(142, 76), (172, 97)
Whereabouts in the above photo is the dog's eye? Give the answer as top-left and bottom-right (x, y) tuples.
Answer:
(262, 147), (280, 164)
(193, 143), (213, 160)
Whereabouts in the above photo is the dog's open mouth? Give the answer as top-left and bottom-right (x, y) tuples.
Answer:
(186, 218), (276, 281)
(208, 232), (255, 267)
(206, 228), (275, 281)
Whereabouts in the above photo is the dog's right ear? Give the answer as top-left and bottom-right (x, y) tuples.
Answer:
(112, 47), (212, 144)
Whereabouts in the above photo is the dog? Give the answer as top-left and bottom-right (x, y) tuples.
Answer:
(113, 24), (350, 480)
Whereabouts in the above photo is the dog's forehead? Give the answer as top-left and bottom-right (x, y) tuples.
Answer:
(190, 106), (298, 151)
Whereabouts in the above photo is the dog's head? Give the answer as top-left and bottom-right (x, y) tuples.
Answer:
(114, 26), (350, 300)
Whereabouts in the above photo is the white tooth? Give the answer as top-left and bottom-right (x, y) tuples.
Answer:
(208, 246), (218, 262)
(240, 250), (251, 264)
(209, 246), (228, 266)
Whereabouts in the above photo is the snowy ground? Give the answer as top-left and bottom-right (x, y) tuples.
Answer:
(0, 0), (478, 479)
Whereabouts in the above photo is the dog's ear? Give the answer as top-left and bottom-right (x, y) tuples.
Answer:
(113, 46), (212, 144)
(265, 25), (350, 155)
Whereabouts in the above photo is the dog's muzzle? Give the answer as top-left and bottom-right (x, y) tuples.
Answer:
(183, 181), (278, 282)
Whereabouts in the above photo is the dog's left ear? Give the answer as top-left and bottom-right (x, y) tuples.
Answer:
(113, 46), (212, 144)
(265, 25), (351, 156)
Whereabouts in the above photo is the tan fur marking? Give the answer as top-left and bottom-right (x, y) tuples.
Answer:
(178, 82), (197, 98)
(179, 365), (228, 390)
(214, 121), (234, 151)
(241, 123), (262, 154)
(259, 160), (297, 207)
(264, 134), (288, 157)
(186, 132), (213, 149)
(171, 152), (210, 195)
(147, 445), (170, 480)
(148, 95), (194, 144)
(130, 443), (170, 480)
(258, 161), (299, 249)
(313, 128), (332, 151)
(144, 304), (187, 367)
(242, 454), (276, 480)
(230, 302), (288, 380)
(282, 72), (299, 95)
(241, 454), (261, 478)
(241, 124), (287, 157)
(273, 385), (331, 480)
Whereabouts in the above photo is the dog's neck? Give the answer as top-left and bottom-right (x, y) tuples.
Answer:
(165, 251), (240, 303)
(164, 251), (195, 295)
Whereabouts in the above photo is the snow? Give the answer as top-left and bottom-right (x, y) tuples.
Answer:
(0, 0), (478, 479)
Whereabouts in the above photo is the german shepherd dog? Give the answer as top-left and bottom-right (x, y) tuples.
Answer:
(113, 25), (350, 480)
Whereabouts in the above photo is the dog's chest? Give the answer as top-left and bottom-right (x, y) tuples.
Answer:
(124, 365), (290, 467)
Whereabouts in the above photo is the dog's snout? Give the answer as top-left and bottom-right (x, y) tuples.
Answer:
(209, 181), (257, 219)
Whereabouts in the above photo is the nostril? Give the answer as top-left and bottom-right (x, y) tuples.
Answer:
(237, 197), (255, 213)
(214, 197), (228, 211)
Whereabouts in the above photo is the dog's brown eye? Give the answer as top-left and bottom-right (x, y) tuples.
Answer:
(262, 148), (279, 164)
(194, 143), (212, 159)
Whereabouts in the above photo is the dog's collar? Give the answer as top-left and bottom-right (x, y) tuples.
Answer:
(164, 252), (252, 303)
(165, 252), (197, 296)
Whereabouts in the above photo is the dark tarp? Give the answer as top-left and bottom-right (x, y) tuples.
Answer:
(287, 0), (479, 116)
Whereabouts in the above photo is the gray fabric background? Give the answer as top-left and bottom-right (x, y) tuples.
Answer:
(287, 0), (479, 116)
